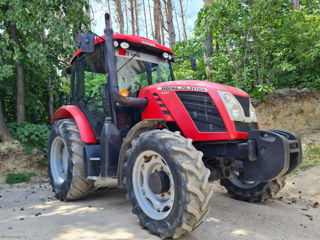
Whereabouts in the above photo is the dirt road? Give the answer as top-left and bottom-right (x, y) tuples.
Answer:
(0, 166), (319, 240)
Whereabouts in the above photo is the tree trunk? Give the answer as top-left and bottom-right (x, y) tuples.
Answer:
(107, 0), (113, 28)
(174, 5), (182, 42)
(134, 0), (139, 35)
(142, 0), (148, 38)
(0, 100), (13, 142)
(43, 29), (54, 121)
(165, 0), (176, 49)
(48, 75), (54, 120)
(153, 0), (161, 43)
(130, 0), (135, 34)
(148, 0), (154, 39)
(124, 0), (129, 34)
(115, 0), (124, 34)
(10, 24), (25, 123)
(178, 0), (187, 41)
(291, 0), (300, 10)
(203, 0), (214, 80)
(160, 10), (165, 45)
(86, 0), (91, 30)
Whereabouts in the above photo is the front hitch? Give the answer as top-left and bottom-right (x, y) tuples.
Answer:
(243, 129), (302, 182)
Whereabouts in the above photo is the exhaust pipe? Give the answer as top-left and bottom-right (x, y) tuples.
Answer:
(104, 13), (148, 108)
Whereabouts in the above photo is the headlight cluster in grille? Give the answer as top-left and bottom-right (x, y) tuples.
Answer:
(218, 91), (258, 123)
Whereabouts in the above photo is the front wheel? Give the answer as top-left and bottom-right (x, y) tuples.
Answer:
(125, 129), (213, 239)
(220, 172), (286, 202)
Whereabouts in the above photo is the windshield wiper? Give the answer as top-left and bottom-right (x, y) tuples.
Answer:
(116, 46), (146, 73)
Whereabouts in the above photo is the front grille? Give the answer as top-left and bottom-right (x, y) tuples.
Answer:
(234, 95), (250, 117)
(234, 121), (258, 133)
(177, 92), (226, 132)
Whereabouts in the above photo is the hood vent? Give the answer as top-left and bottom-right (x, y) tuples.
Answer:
(177, 91), (226, 132)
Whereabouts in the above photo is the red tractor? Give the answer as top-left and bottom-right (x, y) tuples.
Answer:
(48, 14), (302, 239)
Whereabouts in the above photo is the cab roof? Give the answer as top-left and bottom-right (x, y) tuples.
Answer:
(71, 33), (173, 63)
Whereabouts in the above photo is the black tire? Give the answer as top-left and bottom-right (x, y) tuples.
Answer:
(220, 174), (286, 202)
(125, 129), (213, 239)
(48, 119), (94, 200)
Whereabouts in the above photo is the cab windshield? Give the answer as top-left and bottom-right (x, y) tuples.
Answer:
(72, 44), (172, 99)
(116, 50), (172, 93)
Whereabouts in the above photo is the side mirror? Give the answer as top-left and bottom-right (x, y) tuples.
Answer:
(190, 57), (197, 72)
(66, 66), (72, 74)
(80, 33), (95, 53)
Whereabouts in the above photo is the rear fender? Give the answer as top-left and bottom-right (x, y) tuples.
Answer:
(51, 105), (97, 144)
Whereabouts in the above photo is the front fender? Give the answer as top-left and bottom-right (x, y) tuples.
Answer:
(117, 119), (165, 188)
(51, 105), (97, 144)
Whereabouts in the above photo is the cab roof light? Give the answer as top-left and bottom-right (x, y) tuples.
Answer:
(163, 52), (169, 59)
(120, 42), (130, 49)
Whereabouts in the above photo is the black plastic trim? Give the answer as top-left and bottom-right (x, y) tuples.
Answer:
(234, 95), (250, 117)
(234, 122), (258, 133)
(177, 91), (226, 132)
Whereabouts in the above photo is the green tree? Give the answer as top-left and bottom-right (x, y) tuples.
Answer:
(0, 0), (90, 138)
(189, 0), (320, 99)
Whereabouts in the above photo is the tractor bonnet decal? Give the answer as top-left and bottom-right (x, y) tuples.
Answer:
(157, 86), (207, 92)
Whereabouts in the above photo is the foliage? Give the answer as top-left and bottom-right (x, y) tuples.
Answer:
(5, 172), (36, 184)
(173, 39), (208, 81)
(84, 72), (106, 97)
(7, 122), (50, 153)
(172, 0), (320, 99)
(0, 0), (90, 124)
(300, 141), (320, 170)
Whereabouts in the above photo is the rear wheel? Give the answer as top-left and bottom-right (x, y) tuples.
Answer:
(220, 171), (286, 202)
(48, 119), (94, 200)
(125, 129), (213, 239)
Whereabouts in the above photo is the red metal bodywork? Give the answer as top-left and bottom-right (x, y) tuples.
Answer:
(51, 105), (97, 144)
(71, 34), (173, 63)
(139, 80), (250, 142)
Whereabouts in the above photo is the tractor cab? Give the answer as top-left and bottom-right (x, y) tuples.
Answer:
(69, 34), (174, 140)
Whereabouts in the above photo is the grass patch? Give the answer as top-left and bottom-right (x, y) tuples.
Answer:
(5, 173), (37, 184)
(299, 142), (320, 170)
(5, 146), (14, 152)
(40, 159), (47, 166)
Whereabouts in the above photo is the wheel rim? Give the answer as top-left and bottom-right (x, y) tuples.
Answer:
(50, 136), (68, 185)
(132, 150), (175, 220)
(229, 171), (260, 189)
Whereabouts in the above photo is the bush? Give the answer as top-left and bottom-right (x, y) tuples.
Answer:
(5, 173), (37, 184)
(7, 122), (50, 153)
(300, 142), (320, 170)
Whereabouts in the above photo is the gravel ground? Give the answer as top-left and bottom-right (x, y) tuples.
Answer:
(0, 165), (319, 240)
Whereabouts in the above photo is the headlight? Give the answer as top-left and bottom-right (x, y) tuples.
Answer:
(218, 91), (245, 121)
(249, 103), (258, 122)
(218, 90), (258, 123)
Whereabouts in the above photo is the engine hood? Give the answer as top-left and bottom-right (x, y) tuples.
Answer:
(139, 80), (252, 142)
(142, 80), (249, 97)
